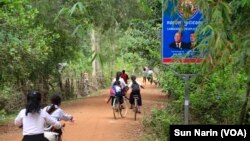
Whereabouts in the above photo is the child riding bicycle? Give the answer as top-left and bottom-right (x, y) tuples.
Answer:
(128, 75), (144, 113)
(43, 94), (74, 141)
(107, 80), (122, 105)
(107, 72), (129, 105)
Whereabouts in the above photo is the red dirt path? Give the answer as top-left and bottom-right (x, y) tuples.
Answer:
(0, 80), (166, 141)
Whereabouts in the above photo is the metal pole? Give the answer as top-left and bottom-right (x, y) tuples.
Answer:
(184, 75), (190, 125)
(163, 65), (198, 125)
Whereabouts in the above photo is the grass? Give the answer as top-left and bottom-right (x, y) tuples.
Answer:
(0, 112), (17, 126)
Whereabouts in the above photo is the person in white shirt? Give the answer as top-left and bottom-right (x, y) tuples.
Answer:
(112, 71), (127, 90)
(43, 94), (74, 141)
(110, 71), (128, 107)
(128, 75), (144, 113)
(15, 91), (63, 141)
(147, 68), (154, 84)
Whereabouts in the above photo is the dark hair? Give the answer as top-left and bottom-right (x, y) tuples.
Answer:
(51, 94), (62, 105)
(122, 70), (125, 74)
(25, 91), (42, 116)
(116, 71), (122, 82)
(113, 80), (120, 86)
(131, 75), (136, 82)
(143, 68), (146, 71)
(47, 94), (62, 114)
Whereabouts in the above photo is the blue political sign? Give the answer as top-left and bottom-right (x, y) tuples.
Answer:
(162, 0), (203, 64)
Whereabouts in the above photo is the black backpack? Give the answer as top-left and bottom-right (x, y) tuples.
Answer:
(131, 82), (140, 91)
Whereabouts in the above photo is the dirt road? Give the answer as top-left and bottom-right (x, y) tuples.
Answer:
(0, 80), (166, 141)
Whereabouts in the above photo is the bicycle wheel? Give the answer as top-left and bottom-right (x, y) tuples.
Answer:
(120, 96), (128, 118)
(113, 98), (119, 119)
(134, 100), (138, 121)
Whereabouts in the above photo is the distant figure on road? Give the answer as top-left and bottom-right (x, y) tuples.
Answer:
(142, 67), (147, 84)
(121, 70), (129, 84)
(147, 68), (154, 84)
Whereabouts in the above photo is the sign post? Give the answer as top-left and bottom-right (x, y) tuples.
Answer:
(163, 66), (197, 124)
(182, 74), (196, 124)
(162, 0), (203, 124)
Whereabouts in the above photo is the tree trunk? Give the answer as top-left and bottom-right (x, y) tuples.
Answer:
(42, 76), (50, 106)
(91, 29), (101, 77)
(91, 29), (102, 88)
(110, 43), (115, 80)
(58, 73), (63, 92)
(239, 76), (250, 124)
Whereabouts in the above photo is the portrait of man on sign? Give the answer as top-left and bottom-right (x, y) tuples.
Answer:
(169, 32), (188, 50)
(187, 32), (196, 49)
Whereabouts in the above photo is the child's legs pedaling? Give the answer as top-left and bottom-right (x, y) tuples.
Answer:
(118, 94), (124, 104)
(111, 96), (115, 106)
(130, 90), (140, 105)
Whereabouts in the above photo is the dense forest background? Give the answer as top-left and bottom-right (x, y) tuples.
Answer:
(0, 0), (250, 140)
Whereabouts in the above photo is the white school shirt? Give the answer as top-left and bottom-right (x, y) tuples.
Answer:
(142, 70), (147, 77)
(112, 77), (127, 89)
(147, 70), (153, 75)
(113, 85), (122, 94)
(43, 105), (72, 121)
(15, 109), (61, 135)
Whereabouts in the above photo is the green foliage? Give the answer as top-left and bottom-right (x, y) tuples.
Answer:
(142, 107), (181, 141)
(141, 1), (250, 139)
(0, 109), (7, 123)
(190, 68), (246, 124)
(0, 0), (159, 108)
(0, 0), (56, 90)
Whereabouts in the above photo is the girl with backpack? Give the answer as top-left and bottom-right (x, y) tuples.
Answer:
(43, 94), (74, 141)
(107, 80), (122, 105)
(128, 75), (144, 113)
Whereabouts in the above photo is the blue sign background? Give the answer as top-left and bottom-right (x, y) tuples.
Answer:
(162, 1), (203, 63)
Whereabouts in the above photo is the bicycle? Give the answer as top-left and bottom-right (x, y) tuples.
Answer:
(44, 131), (59, 141)
(112, 94), (128, 119)
(133, 95), (140, 121)
(18, 125), (60, 141)
(44, 123), (66, 141)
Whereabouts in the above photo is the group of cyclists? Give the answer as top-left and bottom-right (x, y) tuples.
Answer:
(107, 70), (144, 113)
(14, 69), (146, 141)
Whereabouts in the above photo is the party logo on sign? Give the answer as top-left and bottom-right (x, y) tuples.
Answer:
(178, 0), (198, 19)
